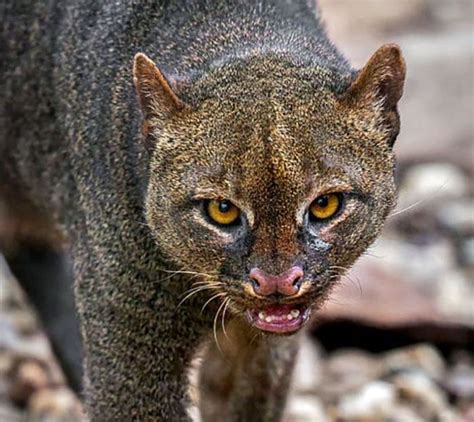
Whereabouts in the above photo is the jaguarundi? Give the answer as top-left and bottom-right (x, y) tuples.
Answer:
(0, 0), (406, 420)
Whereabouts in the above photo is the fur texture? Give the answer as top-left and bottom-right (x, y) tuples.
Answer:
(0, 1), (405, 420)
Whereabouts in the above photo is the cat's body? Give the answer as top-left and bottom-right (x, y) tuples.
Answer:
(0, 1), (405, 420)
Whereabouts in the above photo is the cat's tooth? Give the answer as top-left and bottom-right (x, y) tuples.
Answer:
(258, 311), (265, 320)
(287, 314), (294, 321)
(290, 309), (300, 318)
(265, 316), (273, 323)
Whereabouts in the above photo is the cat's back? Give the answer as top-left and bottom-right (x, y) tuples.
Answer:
(1, 2), (63, 209)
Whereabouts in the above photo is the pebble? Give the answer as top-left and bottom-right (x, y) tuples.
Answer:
(393, 371), (448, 418)
(387, 404), (426, 422)
(337, 380), (396, 420)
(398, 163), (470, 212)
(0, 353), (14, 377)
(436, 199), (474, 234)
(291, 336), (323, 393)
(445, 366), (474, 402)
(0, 400), (22, 422)
(8, 359), (51, 407)
(436, 271), (474, 325)
(319, 349), (382, 399)
(27, 387), (84, 422)
(382, 344), (446, 381)
(285, 396), (328, 422)
(372, 237), (457, 289)
(7, 309), (39, 336)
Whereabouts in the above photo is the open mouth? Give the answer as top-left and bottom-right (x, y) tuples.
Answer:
(246, 304), (311, 334)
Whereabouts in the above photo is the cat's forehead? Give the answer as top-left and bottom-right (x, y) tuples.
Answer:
(186, 110), (368, 205)
(161, 77), (391, 203)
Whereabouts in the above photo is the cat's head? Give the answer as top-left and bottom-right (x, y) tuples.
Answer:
(134, 45), (405, 334)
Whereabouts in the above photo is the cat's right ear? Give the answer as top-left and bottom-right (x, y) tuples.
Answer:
(342, 44), (406, 146)
(133, 53), (185, 122)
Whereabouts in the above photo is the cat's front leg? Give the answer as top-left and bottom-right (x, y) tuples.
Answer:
(199, 320), (300, 422)
(73, 246), (200, 421)
(229, 335), (299, 422)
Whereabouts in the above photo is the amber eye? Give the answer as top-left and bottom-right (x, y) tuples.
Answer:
(206, 199), (241, 225)
(310, 193), (342, 221)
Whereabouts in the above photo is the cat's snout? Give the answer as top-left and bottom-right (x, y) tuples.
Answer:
(248, 266), (304, 297)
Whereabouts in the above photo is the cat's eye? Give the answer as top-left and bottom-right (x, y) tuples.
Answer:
(309, 193), (342, 221)
(206, 199), (241, 225)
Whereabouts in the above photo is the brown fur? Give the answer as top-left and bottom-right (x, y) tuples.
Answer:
(1, 1), (405, 419)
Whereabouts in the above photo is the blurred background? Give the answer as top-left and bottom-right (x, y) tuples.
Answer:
(1, 0), (473, 420)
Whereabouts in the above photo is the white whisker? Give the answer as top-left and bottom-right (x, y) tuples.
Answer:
(177, 285), (220, 308)
(221, 298), (231, 341)
(213, 298), (228, 356)
(201, 292), (226, 313)
(389, 181), (449, 218)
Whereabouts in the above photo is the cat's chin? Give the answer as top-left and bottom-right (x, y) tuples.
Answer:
(246, 304), (311, 334)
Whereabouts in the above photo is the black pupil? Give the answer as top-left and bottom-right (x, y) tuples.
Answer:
(218, 200), (232, 213)
(315, 196), (329, 208)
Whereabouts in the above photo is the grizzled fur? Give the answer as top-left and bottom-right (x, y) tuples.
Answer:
(0, 0), (405, 420)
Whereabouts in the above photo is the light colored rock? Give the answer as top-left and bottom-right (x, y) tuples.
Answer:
(0, 320), (19, 351)
(436, 271), (474, 326)
(388, 404), (425, 422)
(394, 371), (448, 416)
(445, 366), (474, 401)
(337, 381), (396, 420)
(318, 349), (382, 399)
(325, 349), (381, 382)
(382, 344), (446, 381)
(285, 396), (328, 422)
(0, 353), (14, 377)
(0, 255), (26, 305)
(27, 388), (84, 422)
(8, 359), (50, 406)
(7, 309), (38, 336)
(0, 400), (22, 422)
(370, 236), (456, 289)
(291, 336), (323, 393)
(0, 324), (52, 362)
(436, 199), (474, 234)
(397, 164), (470, 213)
(437, 408), (461, 422)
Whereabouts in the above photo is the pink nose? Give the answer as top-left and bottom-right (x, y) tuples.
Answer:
(249, 266), (304, 297)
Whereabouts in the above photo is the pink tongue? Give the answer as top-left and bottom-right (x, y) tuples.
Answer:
(262, 304), (295, 317)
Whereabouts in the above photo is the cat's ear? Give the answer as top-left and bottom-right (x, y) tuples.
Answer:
(343, 44), (406, 146)
(133, 53), (185, 121)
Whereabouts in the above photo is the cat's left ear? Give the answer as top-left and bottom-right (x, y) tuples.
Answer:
(343, 44), (406, 146)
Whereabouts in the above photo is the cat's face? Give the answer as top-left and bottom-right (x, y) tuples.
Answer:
(135, 47), (405, 334)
